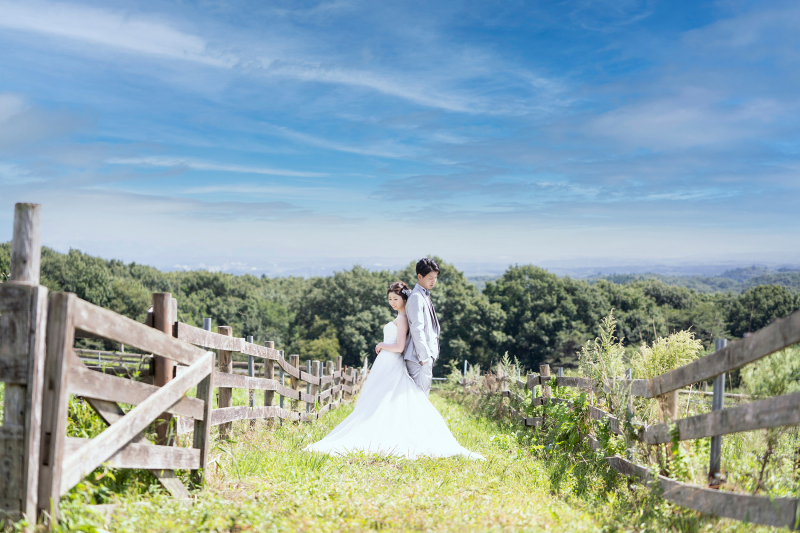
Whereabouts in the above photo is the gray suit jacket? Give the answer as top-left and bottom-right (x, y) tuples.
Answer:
(403, 284), (440, 364)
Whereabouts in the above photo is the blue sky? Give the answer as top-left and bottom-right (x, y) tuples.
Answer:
(1, 0), (798, 276)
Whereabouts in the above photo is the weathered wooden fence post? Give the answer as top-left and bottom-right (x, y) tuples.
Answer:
(661, 391), (679, 422)
(217, 326), (233, 439)
(540, 364), (551, 400)
(305, 360), (312, 413)
(311, 361), (321, 414)
(189, 316), (214, 484)
(279, 351), (285, 410)
(347, 368), (355, 399)
(658, 358), (680, 422)
(335, 356), (343, 402)
(37, 292), (76, 523)
(709, 338), (727, 486)
(246, 336), (255, 429)
(263, 341), (275, 425)
(152, 293), (174, 445)
(324, 361), (333, 408)
(192, 349), (214, 487)
(0, 203), (48, 523)
(289, 354), (300, 413)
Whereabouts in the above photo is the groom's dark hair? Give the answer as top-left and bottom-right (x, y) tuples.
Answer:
(416, 258), (440, 278)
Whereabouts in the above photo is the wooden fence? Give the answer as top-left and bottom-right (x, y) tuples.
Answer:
(0, 203), (365, 527)
(170, 318), (364, 438)
(487, 308), (800, 530)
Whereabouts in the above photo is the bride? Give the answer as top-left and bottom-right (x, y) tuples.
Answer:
(305, 281), (484, 460)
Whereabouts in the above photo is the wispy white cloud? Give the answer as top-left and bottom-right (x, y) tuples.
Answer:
(569, 0), (657, 32)
(0, 0), (234, 66)
(0, 93), (27, 122)
(182, 183), (358, 202)
(0, 92), (83, 152)
(106, 156), (328, 178)
(264, 63), (474, 113)
(264, 123), (420, 159)
(3, 0), (799, 272)
(0, 162), (46, 185)
(587, 88), (786, 150)
(683, 5), (800, 52)
(0, 1), (561, 115)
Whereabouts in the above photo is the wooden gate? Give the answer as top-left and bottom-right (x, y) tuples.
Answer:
(36, 293), (214, 521)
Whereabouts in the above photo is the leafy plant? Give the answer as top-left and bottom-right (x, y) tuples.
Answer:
(578, 311), (629, 416)
(630, 330), (703, 423)
(741, 345), (800, 399)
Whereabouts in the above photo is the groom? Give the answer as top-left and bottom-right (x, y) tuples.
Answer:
(403, 258), (440, 396)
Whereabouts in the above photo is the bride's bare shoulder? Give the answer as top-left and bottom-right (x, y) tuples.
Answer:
(395, 314), (409, 329)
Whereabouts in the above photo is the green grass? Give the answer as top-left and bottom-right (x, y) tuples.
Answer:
(13, 389), (787, 532)
(53, 394), (600, 532)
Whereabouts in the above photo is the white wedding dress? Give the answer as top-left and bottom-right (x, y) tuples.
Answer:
(305, 320), (484, 460)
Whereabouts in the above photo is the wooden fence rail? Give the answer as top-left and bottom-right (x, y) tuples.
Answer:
(488, 307), (800, 530)
(171, 320), (364, 434)
(0, 203), (366, 528)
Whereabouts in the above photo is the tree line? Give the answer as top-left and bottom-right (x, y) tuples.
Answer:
(2, 243), (798, 374)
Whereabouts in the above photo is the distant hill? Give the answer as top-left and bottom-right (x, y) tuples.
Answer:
(466, 275), (500, 292)
(743, 272), (800, 293)
(586, 267), (800, 294)
(719, 266), (773, 282)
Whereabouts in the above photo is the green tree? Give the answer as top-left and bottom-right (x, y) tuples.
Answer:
(292, 266), (394, 366)
(108, 279), (151, 322)
(728, 285), (800, 337)
(593, 280), (667, 346)
(42, 249), (114, 307)
(290, 316), (341, 362)
(485, 266), (607, 369)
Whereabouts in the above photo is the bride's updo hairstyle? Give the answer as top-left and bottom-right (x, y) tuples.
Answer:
(388, 280), (411, 301)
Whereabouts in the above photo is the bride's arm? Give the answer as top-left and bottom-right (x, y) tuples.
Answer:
(375, 317), (409, 353)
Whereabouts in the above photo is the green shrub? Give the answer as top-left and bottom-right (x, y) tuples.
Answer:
(741, 345), (800, 399)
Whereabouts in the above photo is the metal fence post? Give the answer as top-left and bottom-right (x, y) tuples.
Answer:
(709, 338), (727, 486)
(625, 368), (633, 414)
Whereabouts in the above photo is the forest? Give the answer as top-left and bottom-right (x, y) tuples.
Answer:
(2, 243), (798, 374)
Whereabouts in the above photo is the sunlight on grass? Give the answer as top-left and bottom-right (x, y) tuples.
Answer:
(61, 394), (597, 532)
(51, 391), (783, 532)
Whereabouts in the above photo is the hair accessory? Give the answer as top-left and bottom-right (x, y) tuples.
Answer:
(401, 288), (412, 296)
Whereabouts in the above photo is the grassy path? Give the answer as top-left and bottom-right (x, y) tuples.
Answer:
(63, 393), (601, 532)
